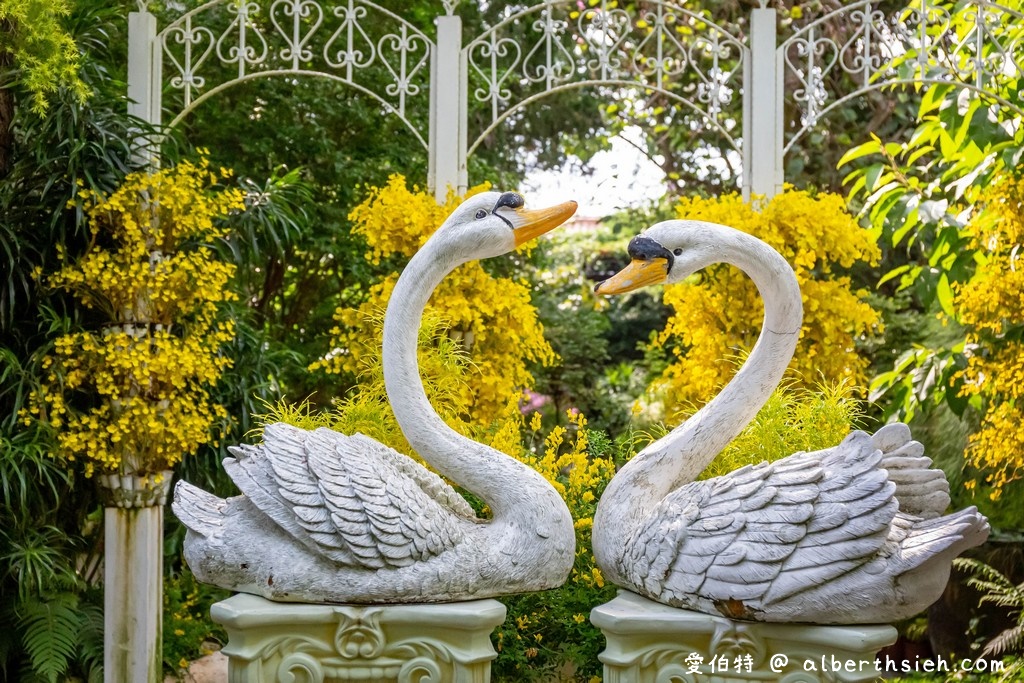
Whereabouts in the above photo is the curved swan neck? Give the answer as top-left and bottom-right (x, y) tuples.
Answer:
(594, 225), (803, 577)
(382, 236), (547, 521)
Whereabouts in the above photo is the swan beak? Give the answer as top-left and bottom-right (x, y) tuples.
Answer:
(594, 258), (669, 295)
(511, 200), (578, 247)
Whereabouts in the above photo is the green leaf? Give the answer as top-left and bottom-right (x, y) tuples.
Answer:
(19, 594), (83, 683)
(836, 136), (882, 168)
(863, 163), (886, 192)
(935, 273), (955, 317)
(878, 264), (911, 286)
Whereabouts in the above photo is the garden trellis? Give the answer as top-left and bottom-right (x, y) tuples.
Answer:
(128, 0), (1024, 202)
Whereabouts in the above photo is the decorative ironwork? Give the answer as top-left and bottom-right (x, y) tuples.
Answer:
(781, 0), (1024, 153)
(159, 0), (433, 147)
(464, 0), (745, 156)
(140, 0), (1024, 197)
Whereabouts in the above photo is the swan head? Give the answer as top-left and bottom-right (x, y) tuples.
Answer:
(432, 191), (578, 261)
(593, 220), (722, 295)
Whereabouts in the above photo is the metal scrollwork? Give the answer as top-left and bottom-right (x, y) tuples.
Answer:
(464, 0), (746, 157)
(781, 0), (1024, 154)
(270, 0), (323, 68)
(159, 0), (434, 147)
(215, 2), (269, 79)
(164, 16), (216, 107)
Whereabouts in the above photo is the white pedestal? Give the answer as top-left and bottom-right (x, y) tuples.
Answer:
(591, 591), (897, 683)
(211, 593), (507, 682)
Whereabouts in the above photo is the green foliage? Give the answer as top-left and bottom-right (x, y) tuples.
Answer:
(698, 379), (865, 481)
(163, 568), (228, 676)
(0, 1), (141, 332)
(842, 0), (1024, 423)
(954, 558), (1024, 681)
(19, 593), (84, 682)
(259, 312), (473, 454)
(0, 589), (103, 683)
(0, 0), (88, 113)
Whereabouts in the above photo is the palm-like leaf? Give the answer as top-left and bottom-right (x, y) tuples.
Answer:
(954, 557), (1024, 679)
(19, 593), (83, 683)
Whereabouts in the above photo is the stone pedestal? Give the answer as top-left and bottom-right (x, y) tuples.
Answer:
(211, 593), (507, 683)
(591, 591), (897, 683)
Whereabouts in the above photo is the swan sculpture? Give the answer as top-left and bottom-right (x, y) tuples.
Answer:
(591, 220), (990, 624)
(172, 191), (577, 604)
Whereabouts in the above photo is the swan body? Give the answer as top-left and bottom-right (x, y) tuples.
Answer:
(173, 192), (577, 603)
(592, 220), (989, 624)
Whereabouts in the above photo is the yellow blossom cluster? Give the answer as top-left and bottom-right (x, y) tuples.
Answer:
(313, 175), (556, 424)
(956, 175), (1024, 497)
(27, 158), (244, 476)
(486, 402), (616, 674)
(647, 189), (881, 414)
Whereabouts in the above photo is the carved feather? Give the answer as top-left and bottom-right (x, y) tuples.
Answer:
(219, 422), (472, 569)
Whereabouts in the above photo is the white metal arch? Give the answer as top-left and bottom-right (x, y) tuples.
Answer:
(152, 0), (434, 145)
(461, 0), (745, 169)
(780, 0), (1024, 163)
(126, 0), (1024, 203)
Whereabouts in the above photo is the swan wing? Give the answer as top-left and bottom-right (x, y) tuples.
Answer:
(871, 423), (950, 519)
(626, 432), (898, 613)
(224, 422), (471, 568)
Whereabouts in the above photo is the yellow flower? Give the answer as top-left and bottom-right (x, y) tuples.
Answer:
(29, 157), (238, 476)
(313, 176), (556, 424)
(645, 188), (880, 416)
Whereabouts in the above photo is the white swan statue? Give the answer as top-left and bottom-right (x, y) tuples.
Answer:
(172, 191), (577, 603)
(592, 219), (990, 624)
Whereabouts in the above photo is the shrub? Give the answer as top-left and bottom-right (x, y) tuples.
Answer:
(956, 175), (1024, 498)
(25, 157), (244, 477)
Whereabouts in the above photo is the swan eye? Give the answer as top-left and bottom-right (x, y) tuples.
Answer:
(475, 209), (487, 220)
(673, 248), (683, 256)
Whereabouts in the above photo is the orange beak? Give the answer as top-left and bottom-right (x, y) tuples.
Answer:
(594, 257), (670, 295)
(510, 200), (578, 247)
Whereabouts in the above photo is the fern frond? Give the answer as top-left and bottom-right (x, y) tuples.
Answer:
(78, 599), (104, 683)
(984, 624), (1024, 657)
(18, 593), (83, 683)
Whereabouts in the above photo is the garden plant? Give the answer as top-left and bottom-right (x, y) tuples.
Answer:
(2, 0), (1023, 681)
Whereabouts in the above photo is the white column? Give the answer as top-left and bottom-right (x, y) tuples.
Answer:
(102, 473), (172, 683)
(127, 11), (162, 165)
(429, 15), (464, 204)
(743, 6), (781, 201)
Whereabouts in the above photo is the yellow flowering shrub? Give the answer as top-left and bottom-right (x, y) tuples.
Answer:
(312, 175), (556, 424)
(647, 189), (881, 415)
(27, 158), (245, 476)
(956, 175), (1024, 497)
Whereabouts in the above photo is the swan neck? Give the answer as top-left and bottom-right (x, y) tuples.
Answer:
(381, 237), (546, 522)
(594, 227), (802, 579)
(673, 231), (804, 478)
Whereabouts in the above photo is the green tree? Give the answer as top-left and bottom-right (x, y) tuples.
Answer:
(0, 0), (89, 174)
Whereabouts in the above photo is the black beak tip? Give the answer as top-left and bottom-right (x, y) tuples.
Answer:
(593, 281), (604, 293)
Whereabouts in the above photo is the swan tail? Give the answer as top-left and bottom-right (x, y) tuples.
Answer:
(171, 481), (227, 539)
(872, 423), (951, 519)
(899, 506), (990, 573)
